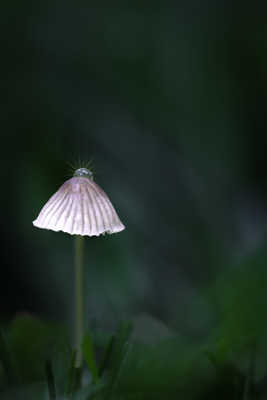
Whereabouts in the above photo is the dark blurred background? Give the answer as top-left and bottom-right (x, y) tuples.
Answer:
(1, 0), (267, 353)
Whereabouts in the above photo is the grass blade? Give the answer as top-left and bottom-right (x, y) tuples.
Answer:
(82, 332), (98, 383)
(45, 359), (56, 400)
(105, 321), (133, 398)
(99, 335), (115, 377)
(66, 350), (82, 397)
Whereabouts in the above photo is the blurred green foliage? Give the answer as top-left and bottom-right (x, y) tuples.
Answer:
(0, 309), (267, 399)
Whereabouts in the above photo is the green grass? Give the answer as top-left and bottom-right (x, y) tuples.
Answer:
(3, 245), (267, 399)
(0, 311), (266, 400)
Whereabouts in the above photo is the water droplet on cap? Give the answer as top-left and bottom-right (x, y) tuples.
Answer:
(74, 168), (93, 179)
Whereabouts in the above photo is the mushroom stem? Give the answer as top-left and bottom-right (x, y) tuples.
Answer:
(74, 234), (84, 368)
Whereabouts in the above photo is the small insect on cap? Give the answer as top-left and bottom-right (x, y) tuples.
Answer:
(32, 168), (125, 236)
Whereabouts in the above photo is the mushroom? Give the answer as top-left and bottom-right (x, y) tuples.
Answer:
(33, 167), (125, 370)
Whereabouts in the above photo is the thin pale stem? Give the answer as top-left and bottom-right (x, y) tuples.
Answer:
(74, 235), (84, 368)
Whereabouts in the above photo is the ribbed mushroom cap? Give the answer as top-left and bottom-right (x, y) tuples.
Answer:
(32, 174), (125, 236)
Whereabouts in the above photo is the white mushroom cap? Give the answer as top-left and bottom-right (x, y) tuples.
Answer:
(33, 171), (125, 237)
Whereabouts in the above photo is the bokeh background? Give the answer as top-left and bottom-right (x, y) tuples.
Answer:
(1, 0), (267, 371)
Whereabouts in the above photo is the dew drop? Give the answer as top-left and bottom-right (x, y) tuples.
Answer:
(74, 168), (93, 179)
